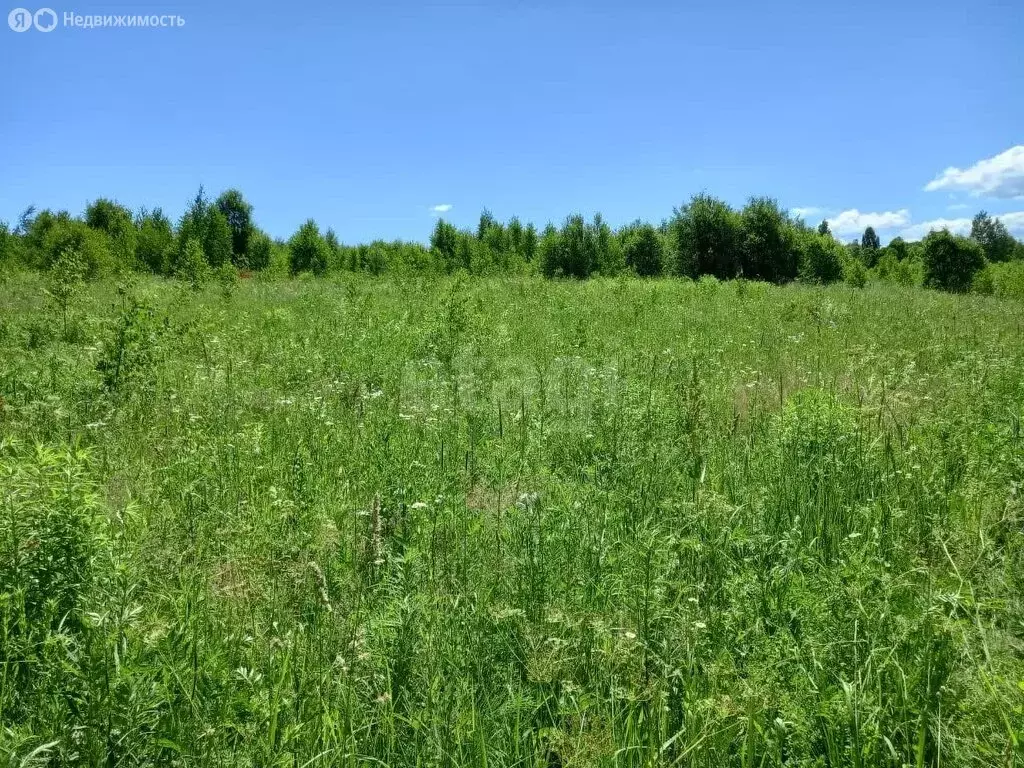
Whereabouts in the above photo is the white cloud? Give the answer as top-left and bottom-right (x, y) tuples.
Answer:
(947, 203), (969, 211)
(994, 211), (1024, 236)
(827, 208), (911, 237)
(430, 204), (452, 215)
(790, 206), (822, 220)
(899, 217), (972, 241)
(924, 145), (1024, 199)
(898, 210), (1024, 241)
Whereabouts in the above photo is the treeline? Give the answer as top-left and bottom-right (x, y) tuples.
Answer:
(2, 187), (1023, 294)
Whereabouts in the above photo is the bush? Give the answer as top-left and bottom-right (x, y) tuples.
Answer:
(27, 213), (113, 278)
(541, 215), (596, 278)
(84, 198), (138, 270)
(893, 257), (924, 287)
(203, 208), (234, 268)
(0, 221), (20, 270)
(922, 229), (986, 293)
(972, 264), (996, 295)
(668, 194), (741, 278)
(247, 230), (273, 271)
(175, 237), (210, 289)
(620, 221), (665, 277)
(135, 208), (175, 274)
(215, 261), (239, 298)
(985, 260), (1024, 300)
(289, 220), (330, 275)
(798, 232), (843, 284)
(96, 293), (164, 393)
(843, 256), (868, 288)
(739, 197), (799, 283)
(44, 247), (86, 339)
(0, 441), (107, 743)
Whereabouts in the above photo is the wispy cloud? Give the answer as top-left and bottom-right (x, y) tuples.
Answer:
(947, 203), (969, 211)
(430, 204), (452, 215)
(924, 145), (1024, 199)
(790, 206), (822, 220)
(828, 208), (911, 238)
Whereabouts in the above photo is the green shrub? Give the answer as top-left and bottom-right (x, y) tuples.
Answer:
(843, 256), (868, 288)
(135, 208), (175, 273)
(799, 231), (844, 284)
(27, 213), (113, 278)
(972, 264), (996, 295)
(619, 221), (665, 277)
(922, 229), (986, 293)
(0, 441), (103, 632)
(96, 294), (164, 393)
(668, 193), (741, 278)
(175, 237), (210, 289)
(289, 220), (330, 275)
(986, 260), (1024, 300)
(43, 247), (86, 340)
(215, 261), (239, 298)
(247, 230), (273, 271)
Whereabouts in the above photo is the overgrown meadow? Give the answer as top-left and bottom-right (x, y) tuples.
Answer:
(2, 272), (1023, 767)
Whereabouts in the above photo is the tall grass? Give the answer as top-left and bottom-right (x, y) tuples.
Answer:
(1, 273), (1022, 766)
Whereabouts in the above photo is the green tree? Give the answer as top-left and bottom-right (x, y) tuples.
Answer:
(324, 228), (342, 270)
(860, 226), (881, 266)
(554, 214), (597, 278)
(538, 224), (562, 277)
(970, 211), (1016, 263)
(176, 237), (210, 289)
(592, 213), (624, 275)
(620, 221), (665, 277)
(215, 189), (254, 267)
(885, 236), (909, 262)
(480, 220), (509, 263)
(922, 229), (986, 293)
(507, 217), (524, 255)
(669, 194), (742, 279)
(0, 221), (20, 269)
(28, 211), (112, 278)
(430, 219), (463, 273)
(522, 223), (538, 263)
(289, 219), (329, 275)
(44, 247), (87, 338)
(861, 226), (880, 252)
(476, 209), (497, 240)
(85, 198), (138, 269)
(135, 208), (175, 273)
(247, 230), (273, 271)
(739, 197), (798, 282)
(175, 187), (210, 270)
(203, 208), (233, 268)
(817, 220), (831, 237)
(798, 231), (843, 284)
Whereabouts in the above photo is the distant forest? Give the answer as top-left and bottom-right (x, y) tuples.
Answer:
(3, 188), (1023, 295)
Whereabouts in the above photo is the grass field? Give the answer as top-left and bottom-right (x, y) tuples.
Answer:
(2, 273), (1023, 767)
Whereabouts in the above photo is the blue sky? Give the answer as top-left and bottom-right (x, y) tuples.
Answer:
(2, 0), (1023, 244)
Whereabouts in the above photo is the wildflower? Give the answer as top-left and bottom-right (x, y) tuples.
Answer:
(308, 561), (332, 612)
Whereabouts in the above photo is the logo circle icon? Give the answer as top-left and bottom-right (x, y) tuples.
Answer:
(34, 7), (57, 31)
(8, 7), (33, 31)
